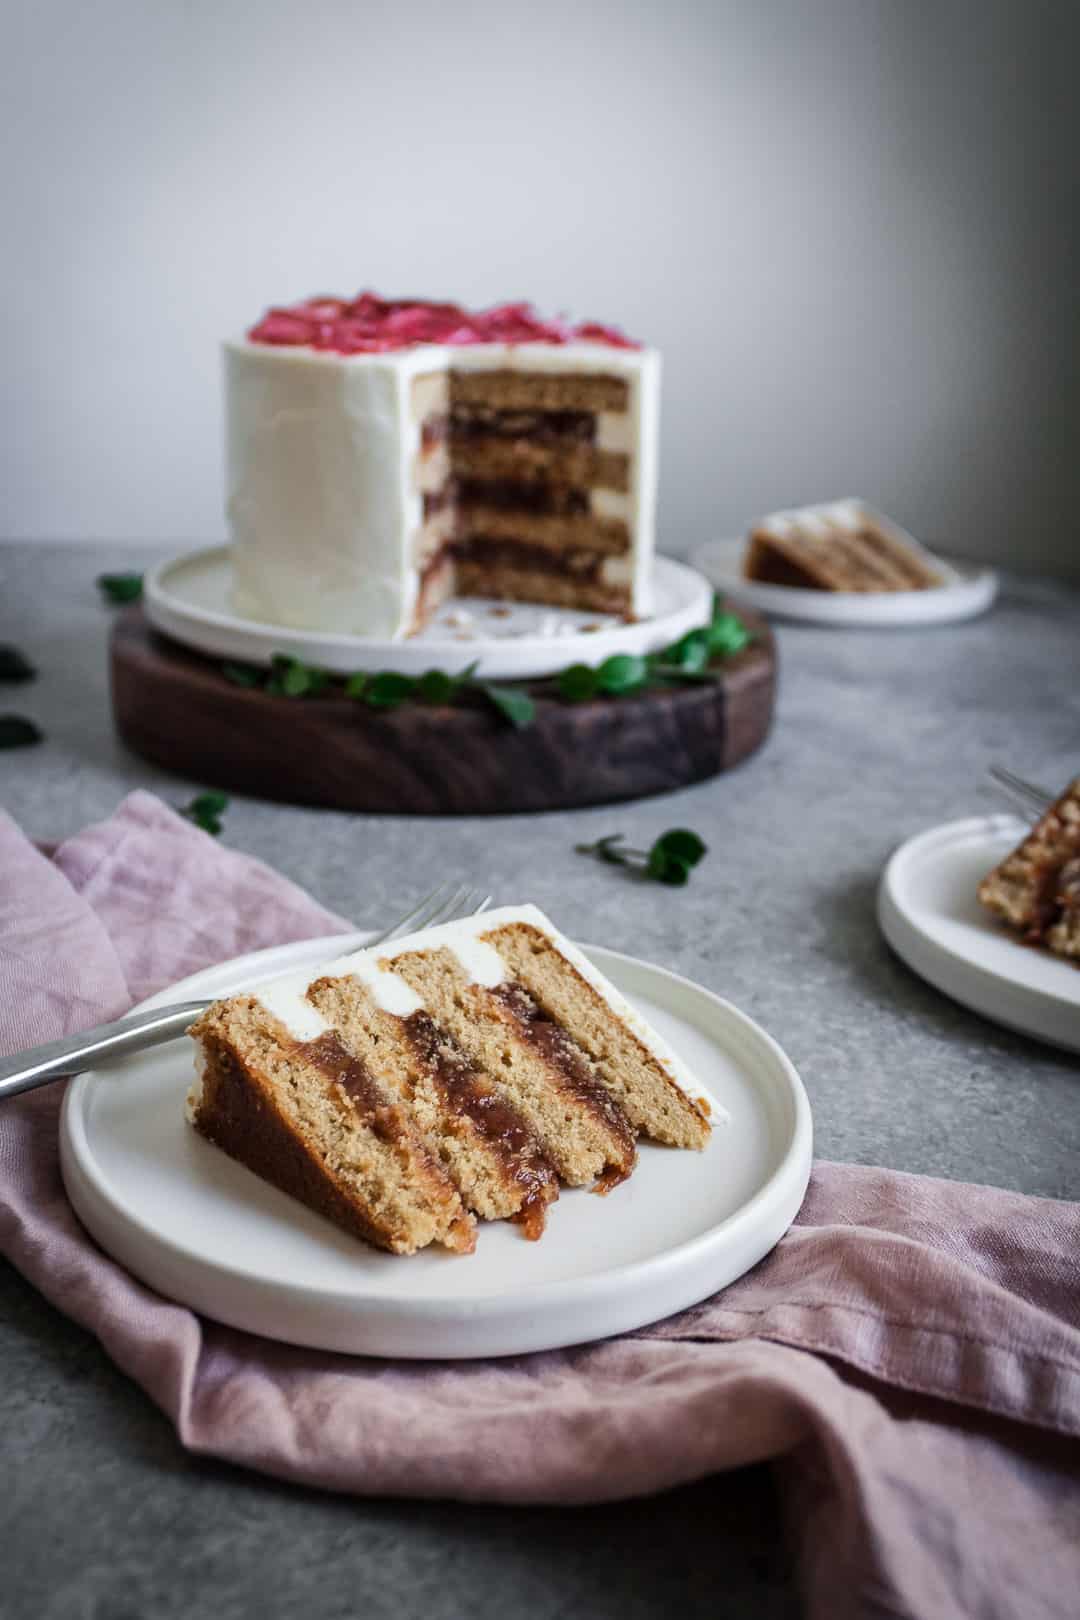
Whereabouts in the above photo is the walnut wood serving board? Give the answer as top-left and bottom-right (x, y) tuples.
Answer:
(110, 603), (775, 815)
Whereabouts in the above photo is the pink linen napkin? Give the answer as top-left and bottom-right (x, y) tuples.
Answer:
(2, 791), (1079, 1620)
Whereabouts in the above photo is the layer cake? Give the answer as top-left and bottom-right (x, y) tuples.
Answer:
(227, 295), (660, 638)
(744, 500), (942, 592)
(978, 779), (1080, 962)
(187, 905), (715, 1255)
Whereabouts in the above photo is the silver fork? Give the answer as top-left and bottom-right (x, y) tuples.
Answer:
(0, 882), (491, 1101)
(988, 764), (1055, 820)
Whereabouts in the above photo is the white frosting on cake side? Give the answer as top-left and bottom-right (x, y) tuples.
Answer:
(225, 340), (660, 637)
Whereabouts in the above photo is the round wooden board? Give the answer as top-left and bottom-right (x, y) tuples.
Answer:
(110, 603), (776, 815)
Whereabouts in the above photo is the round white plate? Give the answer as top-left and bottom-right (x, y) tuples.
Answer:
(144, 547), (714, 680)
(690, 538), (998, 627)
(878, 815), (1080, 1052)
(60, 934), (812, 1360)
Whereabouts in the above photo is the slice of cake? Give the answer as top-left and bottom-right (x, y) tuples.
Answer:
(978, 778), (1080, 962)
(227, 294), (660, 639)
(187, 905), (714, 1255)
(744, 500), (943, 592)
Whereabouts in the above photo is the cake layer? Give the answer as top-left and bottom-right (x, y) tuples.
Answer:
(978, 778), (1080, 958)
(187, 997), (476, 1255)
(454, 509), (630, 554)
(746, 501), (942, 594)
(429, 440), (631, 493)
(308, 975), (560, 1235)
(453, 560), (631, 615)
(447, 370), (630, 413)
(390, 946), (637, 1190)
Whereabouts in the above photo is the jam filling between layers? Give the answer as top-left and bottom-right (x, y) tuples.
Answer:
(302, 1031), (425, 1153)
(416, 397), (631, 601)
(486, 981), (636, 1191)
(401, 1009), (559, 1238)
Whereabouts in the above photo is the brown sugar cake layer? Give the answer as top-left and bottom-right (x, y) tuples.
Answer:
(446, 369), (630, 413)
(185, 905), (718, 1256)
(453, 549), (632, 616)
(307, 974), (560, 1237)
(186, 996), (476, 1255)
(484, 922), (712, 1150)
(390, 945), (638, 1191)
(745, 501), (943, 593)
(978, 778), (1080, 961)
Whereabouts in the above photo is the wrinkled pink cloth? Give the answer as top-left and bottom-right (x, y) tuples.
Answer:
(2, 792), (1079, 1620)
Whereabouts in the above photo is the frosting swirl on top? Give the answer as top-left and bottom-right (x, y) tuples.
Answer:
(248, 292), (641, 354)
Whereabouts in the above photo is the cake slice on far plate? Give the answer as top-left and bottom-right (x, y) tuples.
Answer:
(744, 499), (943, 593)
(187, 905), (715, 1255)
(978, 778), (1080, 962)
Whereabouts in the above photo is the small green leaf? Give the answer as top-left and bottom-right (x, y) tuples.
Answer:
(343, 672), (369, 699)
(706, 612), (750, 657)
(97, 572), (143, 604)
(665, 630), (710, 674)
(651, 828), (708, 867)
(596, 653), (649, 695)
(478, 684), (536, 729)
(416, 669), (457, 704)
(190, 790), (229, 817)
(646, 848), (692, 885)
(365, 671), (417, 709)
(0, 714), (44, 748)
(265, 657), (329, 698)
(0, 646), (36, 683)
(283, 662), (312, 697)
(222, 662), (262, 688)
(559, 663), (600, 702)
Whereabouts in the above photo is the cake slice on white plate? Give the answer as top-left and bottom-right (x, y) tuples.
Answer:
(187, 905), (717, 1255)
(744, 499), (944, 593)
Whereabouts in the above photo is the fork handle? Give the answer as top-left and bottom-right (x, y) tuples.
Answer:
(0, 1003), (204, 1100)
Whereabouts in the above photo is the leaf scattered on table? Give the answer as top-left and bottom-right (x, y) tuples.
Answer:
(0, 646), (37, 683)
(0, 715), (45, 749)
(97, 572), (144, 604)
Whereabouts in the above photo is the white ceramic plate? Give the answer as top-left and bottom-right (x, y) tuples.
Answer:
(143, 547), (714, 680)
(59, 934), (812, 1360)
(878, 815), (1080, 1052)
(690, 538), (998, 627)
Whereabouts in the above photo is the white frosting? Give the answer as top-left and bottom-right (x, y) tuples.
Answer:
(757, 497), (929, 556)
(184, 1045), (208, 1123)
(253, 967), (331, 1041)
(226, 340), (660, 638)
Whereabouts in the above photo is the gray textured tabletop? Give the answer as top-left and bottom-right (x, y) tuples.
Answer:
(3, 541), (1079, 1620)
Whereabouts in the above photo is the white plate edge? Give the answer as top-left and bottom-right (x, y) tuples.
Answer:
(60, 940), (813, 1316)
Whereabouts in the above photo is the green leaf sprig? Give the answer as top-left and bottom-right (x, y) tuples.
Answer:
(576, 827), (708, 887)
(222, 654), (537, 730)
(180, 790), (229, 837)
(0, 646), (37, 683)
(0, 715), (44, 749)
(97, 572), (144, 604)
(214, 600), (747, 731)
(558, 602), (750, 703)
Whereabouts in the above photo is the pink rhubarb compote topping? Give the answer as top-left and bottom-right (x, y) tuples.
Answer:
(248, 294), (641, 354)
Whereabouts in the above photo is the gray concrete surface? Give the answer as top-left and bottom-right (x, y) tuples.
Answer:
(2, 541), (1079, 1619)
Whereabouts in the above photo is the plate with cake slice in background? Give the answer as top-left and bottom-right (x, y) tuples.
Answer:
(692, 499), (998, 627)
(59, 905), (811, 1360)
(877, 781), (1080, 1053)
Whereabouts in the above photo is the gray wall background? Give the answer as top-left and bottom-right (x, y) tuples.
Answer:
(2, 0), (1076, 578)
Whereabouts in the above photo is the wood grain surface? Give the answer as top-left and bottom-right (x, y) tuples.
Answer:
(110, 603), (776, 815)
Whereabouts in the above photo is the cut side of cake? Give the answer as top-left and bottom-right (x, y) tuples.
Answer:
(744, 500), (943, 593)
(977, 778), (1080, 962)
(187, 905), (715, 1255)
(227, 295), (659, 639)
